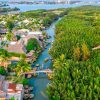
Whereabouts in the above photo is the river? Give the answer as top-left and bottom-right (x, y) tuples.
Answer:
(29, 17), (59, 100)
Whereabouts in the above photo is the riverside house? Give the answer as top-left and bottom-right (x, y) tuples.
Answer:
(0, 29), (7, 35)
(4, 41), (27, 54)
(0, 75), (24, 100)
(4, 30), (43, 54)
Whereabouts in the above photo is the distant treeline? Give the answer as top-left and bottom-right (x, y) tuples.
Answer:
(0, 7), (19, 13)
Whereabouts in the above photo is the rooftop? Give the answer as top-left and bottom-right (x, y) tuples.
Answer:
(0, 29), (7, 34)
(0, 75), (5, 81)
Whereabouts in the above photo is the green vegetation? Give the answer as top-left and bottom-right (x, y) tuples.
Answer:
(0, 7), (19, 13)
(5, 59), (31, 84)
(22, 9), (58, 27)
(21, 78), (29, 86)
(10, 97), (15, 100)
(0, 67), (7, 75)
(0, 9), (65, 32)
(48, 6), (100, 100)
(26, 38), (42, 52)
(0, 49), (26, 58)
(6, 20), (14, 31)
(14, 59), (31, 77)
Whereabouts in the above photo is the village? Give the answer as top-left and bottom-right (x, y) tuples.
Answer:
(0, 9), (58, 100)
(0, 12), (51, 61)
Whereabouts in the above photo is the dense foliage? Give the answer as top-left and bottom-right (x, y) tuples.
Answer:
(21, 78), (29, 86)
(48, 6), (100, 100)
(0, 67), (7, 75)
(6, 20), (14, 31)
(0, 49), (26, 58)
(22, 9), (59, 28)
(26, 38), (42, 52)
(0, 7), (19, 13)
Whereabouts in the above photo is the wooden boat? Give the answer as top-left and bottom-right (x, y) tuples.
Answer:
(29, 94), (34, 99)
(27, 74), (32, 79)
(36, 64), (40, 67)
(29, 87), (34, 91)
(44, 58), (49, 62)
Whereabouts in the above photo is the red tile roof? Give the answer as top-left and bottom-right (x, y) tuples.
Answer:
(8, 83), (16, 90)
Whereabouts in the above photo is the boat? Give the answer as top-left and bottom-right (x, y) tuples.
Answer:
(36, 64), (40, 67)
(27, 74), (32, 79)
(29, 87), (34, 91)
(44, 58), (49, 62)
(24, 94), (34, 100)
(29, 94), (34, 99)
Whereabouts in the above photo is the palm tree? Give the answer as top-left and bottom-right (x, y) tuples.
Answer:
(5, 32), (14, 41)
(0, 51), (10, 71)
(15, 59), (31, 77)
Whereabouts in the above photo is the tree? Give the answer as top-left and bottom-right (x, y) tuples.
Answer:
(6, 20), (14, 31)
(48, 6), (100, 100)
(10, 97), (15, 100)
(0, 67), (7, 75)
(6, 32), (14, 41)
(82, 43), (90, 61)
(14, 59), (31, 77)
(0, 50), (10, 71)
(26, 38), (42, 52)
(21, 78), (29, 86)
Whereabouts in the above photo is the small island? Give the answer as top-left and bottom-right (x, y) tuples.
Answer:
(0, 7), (20, 14)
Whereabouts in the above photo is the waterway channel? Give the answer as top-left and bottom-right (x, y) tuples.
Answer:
(29, 18), (60, 100)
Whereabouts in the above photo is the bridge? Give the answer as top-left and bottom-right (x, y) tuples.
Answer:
(24, 69), (53, 75)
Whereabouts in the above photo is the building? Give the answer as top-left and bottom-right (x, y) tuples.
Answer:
(0, 29), (7, 35)
(0, 75), (24, 100)
(4, 41), (27, 54)
(13, 29), (29, 36)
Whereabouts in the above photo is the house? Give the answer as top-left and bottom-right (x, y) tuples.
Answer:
(0, 75), (6, 99)
(0, 75), (24, 100)
(13, 29), (29, 36)
(0, 62), (11, 67)
(23, 19), (30, 25)
(0, 75), (5, 90)
(0, 29), (7, 35)
(22, 34), (38, 45)
(4, 41), (27, 54)
(6, 83), (24, 100)
(26, 50), (35, 62)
